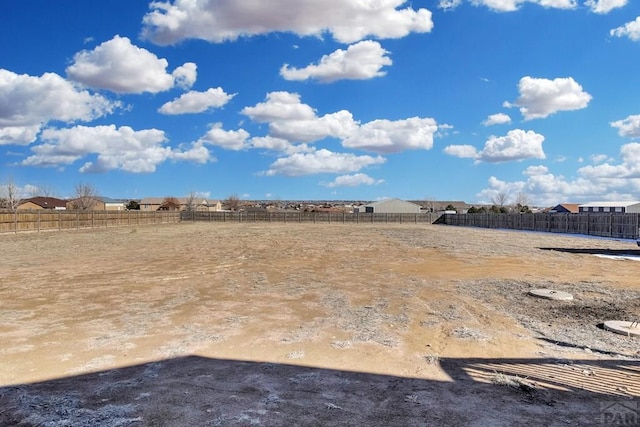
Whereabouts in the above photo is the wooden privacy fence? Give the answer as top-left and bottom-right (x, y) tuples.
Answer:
(439, 213), (640, 239)
(181, 210), (438, 224)
(0, 210), (181, 233)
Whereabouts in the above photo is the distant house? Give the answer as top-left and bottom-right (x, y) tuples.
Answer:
(17, 197), (68, 210)
(140, 197), (221, 212)
(63, 196), (126, 211)
(549, 203), (579, 214)
(207, 200), (223, 212)
(354, 198), (422, 214)
(578, 201), (640, 213)
(102, 197), (127, 211)
(140, 198), (165, 211)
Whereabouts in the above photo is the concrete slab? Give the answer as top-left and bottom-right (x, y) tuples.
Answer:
(603, 320), (640, 337)
(528, 289), (574, 301)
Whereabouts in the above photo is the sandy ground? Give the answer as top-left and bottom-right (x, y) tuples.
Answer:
(0, 222), (638, 426)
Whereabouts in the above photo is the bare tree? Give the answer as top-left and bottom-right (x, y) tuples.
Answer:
(0, 178), (22, 211)
(159, 196), (181, 211)
(491, 192), (510, 207)
(514, 192), (530, 207)
(225, 194), (241, 211)
(69, 183), (99, 210)
(422, 196), (437, 213)
(513, 191), (531, 213)
(29, 183), (57, 198)
(185, 191), (197, 212)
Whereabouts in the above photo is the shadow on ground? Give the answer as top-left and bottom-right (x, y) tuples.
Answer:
(1, 356), (638, 426)
(539, 247), (640, 257)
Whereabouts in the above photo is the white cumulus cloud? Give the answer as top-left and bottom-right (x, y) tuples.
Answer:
(477, 143), (640, 206)
(590, 154), (610, 164)
(142, 0), (434, 45)
(611, 114), (640, 138)
(479, 129), (545, 162)
(585, 0), (627, 14)
(249, 136), (313, 154)
(506, 76), (592, 120)
(611, 17), (640, 41)
(170, 141), (212, 164)
(469, 0), (576, 12)
(242, 91), (357, 143)
(523, 165), (549, 176)
(159, 88), (235, 115)
(242, 92), (317, 122)
(445, 129), (545, 163)
(323, 173), (384, 188)
(264, 148), (385, 176)
(243, 92), (438, 153)
(443, 144), (478, 158)
(280, 40), (392, 83)
(0, 69), (118, 145)
(442, 0), (621, 12)
(482, 113), (511, 126)
(438, 0), (464, 10)
(579, 142), (640, 179)
(269, 110), (358, 143)
(66, 35), (196, 94)
(198, 123), (250, 151)
(172, 62), (197, 89)
(22, 125), (209, 172)
(342, 117), (438, 154)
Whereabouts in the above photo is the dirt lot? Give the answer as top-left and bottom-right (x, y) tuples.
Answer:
(0, 222), (638, 426)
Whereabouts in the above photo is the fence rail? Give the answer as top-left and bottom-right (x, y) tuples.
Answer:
(180, 211), (438, 224)
(438, 212), (640, 239)
(0, 210), (181, 233)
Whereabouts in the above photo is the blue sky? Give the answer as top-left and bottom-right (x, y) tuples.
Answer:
(2, 0), (640, 206)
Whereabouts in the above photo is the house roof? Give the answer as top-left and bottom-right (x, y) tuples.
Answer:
(364, 198), (420, 207)
(552, 203), (580, 213)
(20, 197), (68, 208)
(101, 197), (126, 204)
(140, 197), (212, 205)
(579, 201), (640, 208)
(140, 197), (166, 205)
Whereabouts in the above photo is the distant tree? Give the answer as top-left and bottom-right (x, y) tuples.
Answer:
(445, 204), (457, 212)
(491, 192), (510, 207)
(159, 196), (181, 211)
(467, 206), (479, 214)
(69, 183), (99, 210)
(514, 192), (530, 207)
(126, 200), (140, 210)
(477, 206), (488, 213)
(513, 192), (532, 213)
(0, 177), (22, 211)
(423, 197), (437, 213)
(29, 183), (57, 198)
(490, 204), (508, 214)
(184, 191), (197, 212)
(225, 194), (241, 211)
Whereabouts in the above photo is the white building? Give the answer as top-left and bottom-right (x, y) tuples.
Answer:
(578, 201), (640, 213)
(354, 198), (422, 214)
